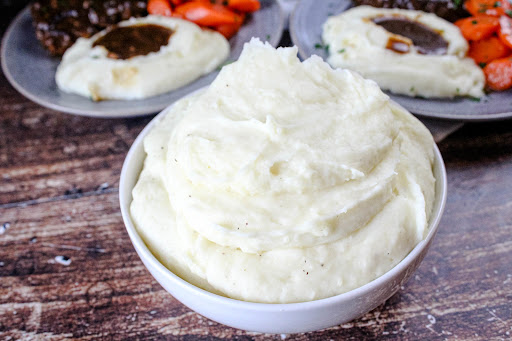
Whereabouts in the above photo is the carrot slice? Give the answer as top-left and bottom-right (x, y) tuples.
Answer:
(499, 15), (512, 49)
(455, 15), (500, 41)
(170, 0), (183, 5)
(227, 0), (261, 12)
(465, 0), (512, 17)
(468, 35), (511, 64)
(189, 0), (260, 12)
(213, 13), (245, 39)
(484, 57), (512, 90)
(174, 2), (237, 26)
(214, 22), (241, 39)
(147, 0), (173, 16)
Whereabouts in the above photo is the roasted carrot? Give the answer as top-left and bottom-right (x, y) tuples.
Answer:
(455, 15), (500, 41)
(498, 15), (512, 49)
(147, 0), (173, 17)
(214, 12), (245, 39)
(465, 0), (512, 17)
(170, 0), (183, 5)
(484, 57), (512, 90)
(468, 35), (511, 64)
(189, 0), (260, 12)
(214, 22), (241, 39)
(226, 0), (261, 12)
(174, 2), (237, 26)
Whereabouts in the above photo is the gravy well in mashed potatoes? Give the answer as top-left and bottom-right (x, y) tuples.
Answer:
(93, 24), (174, 60)
(371, 16), (449, 55)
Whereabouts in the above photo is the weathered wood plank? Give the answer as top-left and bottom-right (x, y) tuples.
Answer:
(0, 82), (152, 205)
(1, 117), (512, 340)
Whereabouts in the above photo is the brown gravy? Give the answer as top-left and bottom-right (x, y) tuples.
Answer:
(372, 16), (448, 55)
(93, 24), (174, 60)
(386, 36), (411, 54)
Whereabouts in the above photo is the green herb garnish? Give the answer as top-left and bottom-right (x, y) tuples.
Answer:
(314, 43), (330, 53)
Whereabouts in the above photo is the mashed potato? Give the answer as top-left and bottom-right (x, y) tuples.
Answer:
(130, 39), (436, 303)
(322, 6), (485, 98)
(56, 15), (229, 101)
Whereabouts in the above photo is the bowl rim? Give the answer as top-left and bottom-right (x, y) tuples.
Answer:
(119, 101), (447, 311)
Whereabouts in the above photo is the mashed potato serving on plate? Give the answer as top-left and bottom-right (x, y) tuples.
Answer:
(56, 15), (229, 101)
(130, 39), (436, 303)
(322, 6), (485, 98)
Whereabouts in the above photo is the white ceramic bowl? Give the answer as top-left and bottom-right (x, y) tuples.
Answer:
(119, 104), (447, 334)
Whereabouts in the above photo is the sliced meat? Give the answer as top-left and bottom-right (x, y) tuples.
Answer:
(31, 0), (148, 56)
(352, 0), (469, 22)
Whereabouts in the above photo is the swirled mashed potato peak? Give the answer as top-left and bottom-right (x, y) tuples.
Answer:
(131, 39), (436, 303)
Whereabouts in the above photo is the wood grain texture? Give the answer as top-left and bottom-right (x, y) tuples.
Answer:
(1, 11), (512, 341)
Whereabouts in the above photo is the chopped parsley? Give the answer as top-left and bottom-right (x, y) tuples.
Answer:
(338, 48), (346, 53)
(314, 43), (330, 53)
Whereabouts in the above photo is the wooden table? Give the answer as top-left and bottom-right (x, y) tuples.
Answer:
(1, 10), (512, 341)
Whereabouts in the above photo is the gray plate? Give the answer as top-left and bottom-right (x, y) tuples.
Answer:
(290, 0), (512, 121)
(1, 3), (284, 118)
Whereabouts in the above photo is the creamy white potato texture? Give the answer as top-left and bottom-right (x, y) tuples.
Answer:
(56, 15), (229, 101)
(131, 39), (436, 303)
(323, 6), (485, 98)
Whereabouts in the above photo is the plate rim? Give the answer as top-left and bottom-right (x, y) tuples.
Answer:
(289, 0), (512, 122)
(1, 3), (285, 118)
